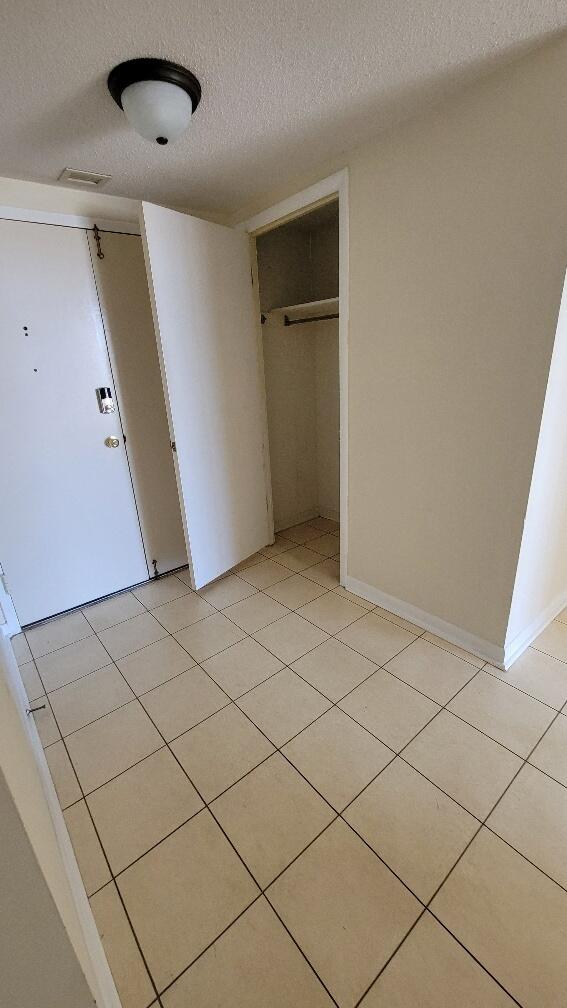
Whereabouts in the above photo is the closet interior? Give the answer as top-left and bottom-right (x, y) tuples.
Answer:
(256, 199), (340, 533)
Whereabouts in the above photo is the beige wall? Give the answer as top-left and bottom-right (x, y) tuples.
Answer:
(0, 768), (94, 1008)
(262, 318), (319, 529)
(0, 636), (118, 1007)
(256, 226), (312, 312)
(346, 36), (567, 647)
(507, 271), (567, 651)
(238, 35), (567, 651)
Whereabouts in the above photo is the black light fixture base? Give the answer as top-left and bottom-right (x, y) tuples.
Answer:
(107, 58), (201, 113)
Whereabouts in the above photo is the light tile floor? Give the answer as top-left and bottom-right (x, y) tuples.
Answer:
(13, 519), (567, 1007)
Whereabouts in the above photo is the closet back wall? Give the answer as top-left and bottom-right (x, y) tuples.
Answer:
(262, 320), (318, 529)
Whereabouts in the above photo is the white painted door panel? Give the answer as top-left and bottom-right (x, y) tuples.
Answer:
(88, 230), (187, 576)
(0, 220), (149, 624)
(141, 202), (270, 589)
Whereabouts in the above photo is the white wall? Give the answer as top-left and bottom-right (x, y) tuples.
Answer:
(0, 176), (139, 222)
(506, 272), (567, 657)
(316, 320), (340, 519)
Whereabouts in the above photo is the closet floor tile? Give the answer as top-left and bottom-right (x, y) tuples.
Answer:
(281, 522), (323, 544)
(274, 546), (323, 572)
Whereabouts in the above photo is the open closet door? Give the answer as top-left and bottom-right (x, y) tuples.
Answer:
(141, 202), (271, 589)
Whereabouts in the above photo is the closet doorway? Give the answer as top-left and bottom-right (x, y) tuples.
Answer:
(256, 201), (340, 533)
(243, 170), (348, 577)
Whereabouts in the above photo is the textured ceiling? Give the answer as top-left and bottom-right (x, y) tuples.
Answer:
(1, 1), (566, 217)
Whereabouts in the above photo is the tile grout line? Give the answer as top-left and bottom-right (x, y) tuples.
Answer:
(346, 657), (561, 1007)
(39, 682), (164, 1008)
(98, 628), (343, 1006)
(45, 593), (562, 876)
(356, 702), (567, 1007)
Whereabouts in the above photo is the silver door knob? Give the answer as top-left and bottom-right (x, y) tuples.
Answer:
(104, 436), (120, 448)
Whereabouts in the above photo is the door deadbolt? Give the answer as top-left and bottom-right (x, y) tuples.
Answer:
(104, 436), (120, 448)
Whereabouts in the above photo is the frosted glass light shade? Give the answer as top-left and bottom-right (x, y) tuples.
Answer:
(121, 79), (193, 145)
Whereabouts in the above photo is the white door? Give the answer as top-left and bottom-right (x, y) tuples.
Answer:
(87, 230), (187, 576)
(141, 202), (271, 589)
(0, 219), (149, 625)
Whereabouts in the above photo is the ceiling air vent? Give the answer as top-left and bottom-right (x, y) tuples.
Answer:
(58, 167), (111, 188)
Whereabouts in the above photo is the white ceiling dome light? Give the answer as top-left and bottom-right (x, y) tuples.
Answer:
(108, 58), (201, 146)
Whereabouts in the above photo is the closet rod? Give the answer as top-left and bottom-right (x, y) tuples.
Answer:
(283, 312), (339, 326)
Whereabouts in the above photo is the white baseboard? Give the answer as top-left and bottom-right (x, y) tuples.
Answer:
(344, 575), (504, 667)
(504, 590), (567, 668)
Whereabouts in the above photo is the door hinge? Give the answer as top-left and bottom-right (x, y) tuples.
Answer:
(170, 440), (176, 452)
(93, 224), (105, 259)
(1, 573), (11, 596)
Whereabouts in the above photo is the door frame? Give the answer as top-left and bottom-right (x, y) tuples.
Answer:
(238, 169), (349, 583)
